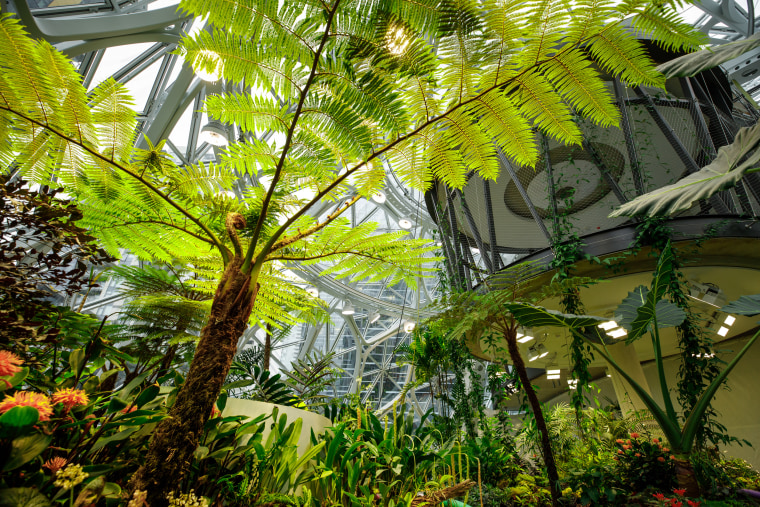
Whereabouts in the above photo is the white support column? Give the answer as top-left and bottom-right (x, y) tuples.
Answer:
(607, 342), (653, 415)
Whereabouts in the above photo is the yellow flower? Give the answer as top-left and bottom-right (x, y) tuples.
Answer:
(166, 490), (209, 507)
(0, 391), (53, 421)
(54, 463), (89, 490)
(52, 388), (89, 411)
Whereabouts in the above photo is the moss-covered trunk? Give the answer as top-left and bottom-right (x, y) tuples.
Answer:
(128, 255), (256, 506)
(504, 332), (560, 507)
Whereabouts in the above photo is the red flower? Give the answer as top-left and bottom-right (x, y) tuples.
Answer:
(616, 438), (624, 444)
(670, 501), (682, 507)
(658, 457), (666, 462)
(0, 391), (53, 421)
(630, 432), (640, 439)
(653, 438), (660, 443)
(43, 457), (67, 475)
(653, 493), (666, 501)
(687, 501), (701, 507)
(673, 489), (686, 497)
(0, 350), (23, 378)
(618, 449), (623, 454)
(51, 388), (89, 411)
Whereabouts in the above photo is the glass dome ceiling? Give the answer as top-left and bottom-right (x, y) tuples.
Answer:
(7, 0), (760, 412)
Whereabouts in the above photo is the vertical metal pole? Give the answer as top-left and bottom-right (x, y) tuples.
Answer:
(457, 190), (494, 273)
(483, 180), (503, 270)
(613, 79), (645, 195)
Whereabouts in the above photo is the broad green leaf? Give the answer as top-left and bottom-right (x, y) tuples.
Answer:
(610, 123), (760, 217)
(134, 384), (160, 407)
(505, 302), (607, 329)
(0, 367), (29, 392)
(616, 243), (680, 341)
(89, 427), (138, 452)
(1, 434), (53, 471)
(0, 488), (52, 507)
(656, 32), (760, 78)
(0, 406), (38, 428)
(69, 348), (86, 377)
(721, 294), (760, 316)
(616, 286), (686, 343)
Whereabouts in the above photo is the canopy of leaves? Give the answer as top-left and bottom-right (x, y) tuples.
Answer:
(0, 175), (113, 350)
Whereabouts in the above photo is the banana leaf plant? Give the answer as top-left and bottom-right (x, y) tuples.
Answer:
(506, 243), (760, 497)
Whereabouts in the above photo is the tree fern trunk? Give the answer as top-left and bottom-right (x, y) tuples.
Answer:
(263, 321), (273, 371)
(504, 332), (560, 507)
(128, 255), (256, 506)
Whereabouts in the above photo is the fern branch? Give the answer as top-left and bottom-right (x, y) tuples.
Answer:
(269, 194), (360, 254)
(0, 104), (230, 263)
(244, 0), (343, 273)
(99, 220), (217, 246)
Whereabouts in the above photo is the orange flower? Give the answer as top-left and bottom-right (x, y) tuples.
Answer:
(210, 404), (221, 419)
(616, 439), (624, 444)
(653, 438), (660, 443)
(52, 388), (89, 411)
(43, 457), (68, 475)
(0, 391), (53, 421)
(0, 350), (23, 386)
(630, 432), (639, 439)
(658, 456), (666, 462)
(635, 453), (641, 457)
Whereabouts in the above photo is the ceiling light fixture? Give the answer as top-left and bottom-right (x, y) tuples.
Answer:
(371, 191), (386, 204)
(724, 315), (736, 326)
(306, 287), (319, 298)
(547, 369), (560, 375)
(369, 311), (381, 324)
(403, 320), (416, 333)
(341, 301), (355, 315)
(607, 328), (628, 339)
(200, 120), (228, 147)
(598, 321), (618, 331)
(398, 218), (412, 229)
(517, 333), (534, 343)
(567, 379), (578, 390)
(193, 50), (223, 82)
(717, 326), (729, 337)
(547, 374), (560, 380)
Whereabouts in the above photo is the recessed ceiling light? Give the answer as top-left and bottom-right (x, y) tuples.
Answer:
(306, 287), (319, 297)
(598, 321), (618, 331)
(717, 326), (729, 337)
(608, 328), (628, 339)
(547, 369), (560, 375)
(398, 218), (412, 229)
(724, 315), (736, 326)
(517, 334), (534, 343)
(547, 374), (560, 380)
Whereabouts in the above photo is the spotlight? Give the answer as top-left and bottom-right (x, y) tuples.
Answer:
(403, 320), (416, 333)
(341, 301), (355, 315)
(306, 287), (319, 298)
(398, 218), (412, 229)
(200, 120), (228, 147)
(193, 50), (223, 82)
(369, 311), (381, 324)
(371, 191), (386, 204)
